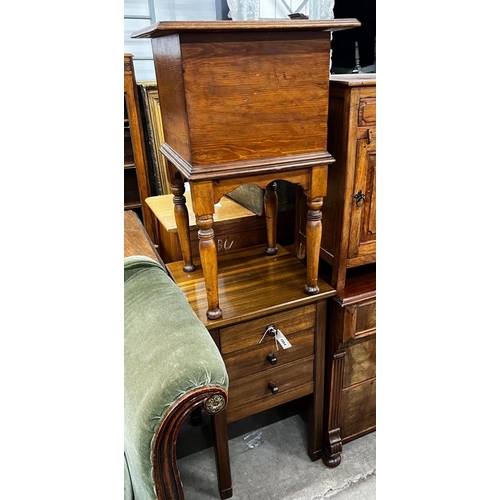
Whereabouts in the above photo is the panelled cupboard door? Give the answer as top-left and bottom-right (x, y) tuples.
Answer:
(348, 136), (376, 260)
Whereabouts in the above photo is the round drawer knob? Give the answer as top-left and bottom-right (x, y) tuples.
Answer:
(268, 382), (279, 394)
(267, 353), (277, 365)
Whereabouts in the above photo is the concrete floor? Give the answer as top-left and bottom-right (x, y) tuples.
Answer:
(176, 400), (376, 499)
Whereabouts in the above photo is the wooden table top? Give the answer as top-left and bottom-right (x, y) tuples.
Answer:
(167, 244), (336, 329)
(131, 19), (361, 38)
(124, 210), (164, 266)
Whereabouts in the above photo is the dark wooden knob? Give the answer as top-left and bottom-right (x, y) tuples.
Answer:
(268, 382), (279, 394)
(267, 353), (277, 365)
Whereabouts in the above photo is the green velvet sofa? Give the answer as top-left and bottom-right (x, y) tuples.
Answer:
(124, 255), (229, 500)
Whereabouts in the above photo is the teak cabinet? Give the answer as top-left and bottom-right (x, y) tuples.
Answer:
(124, 54), (156, 243)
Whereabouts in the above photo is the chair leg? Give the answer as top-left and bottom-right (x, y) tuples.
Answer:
(211, 410), (233, 499)
(153, 388), (228, 500)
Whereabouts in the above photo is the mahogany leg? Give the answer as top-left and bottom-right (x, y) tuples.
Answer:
(304, 196), (323, 294)
(170, 182), (195, 272)
(211, 410), (233, 499)
(264, 181), (278, 255)
(197, 215), (222, 320)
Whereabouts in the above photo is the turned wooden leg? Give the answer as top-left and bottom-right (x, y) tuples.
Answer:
(304, 196), (323, 294)
(264, 181), (278, 255)
(211, 410), (233, 499)
(170, 182), (195, 272)
(197, 215), (222, 320)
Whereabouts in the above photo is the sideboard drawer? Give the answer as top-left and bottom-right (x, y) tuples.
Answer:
(226, 356), (314, 422)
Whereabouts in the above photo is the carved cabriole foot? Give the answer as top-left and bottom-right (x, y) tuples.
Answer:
(152, 387), (228, 500)
(197, 215), (222, 320)
(170, 182), (195, 272)
(264, 181), (278, 255)
(304, 196), (323, 294)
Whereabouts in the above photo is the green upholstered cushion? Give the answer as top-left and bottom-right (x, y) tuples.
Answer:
(124, 256), (229, 500)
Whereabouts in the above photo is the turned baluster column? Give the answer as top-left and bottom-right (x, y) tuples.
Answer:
(304, 196), (323, 294)
(191, 181), (222, 319)
(170, 181), (195, 272)
(197, 214), (222, 320)
(264, 181), (278, 255)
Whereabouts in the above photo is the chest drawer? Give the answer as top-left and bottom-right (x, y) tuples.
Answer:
(226, 356), (314, 422)
(352, 299), (376, 336)
(220, 305), (316, 380)
(220, 304), (316, 355)
(336, 298), (376, 343)
(223, 326), (314, 380)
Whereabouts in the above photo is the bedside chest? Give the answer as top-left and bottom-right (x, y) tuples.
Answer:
(167, 244), (336, 496)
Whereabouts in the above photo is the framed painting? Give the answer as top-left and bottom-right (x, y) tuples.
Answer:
(139, 82), (170, 195)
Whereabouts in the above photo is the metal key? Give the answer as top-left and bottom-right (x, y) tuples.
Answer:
(258, 325), (277, 345)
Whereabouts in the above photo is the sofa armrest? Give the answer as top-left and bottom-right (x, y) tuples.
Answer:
(124, 256), (229, 500)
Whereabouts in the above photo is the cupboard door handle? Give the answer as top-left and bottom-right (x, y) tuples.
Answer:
(353, 190), (366, 207)
(267, 353), (277, 365)
(268, 382), (279, 394)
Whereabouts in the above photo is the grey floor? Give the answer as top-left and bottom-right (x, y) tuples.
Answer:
(176, 400), (376, 499)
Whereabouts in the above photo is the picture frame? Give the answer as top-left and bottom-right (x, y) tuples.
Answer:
(138, 82), (170, 195)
